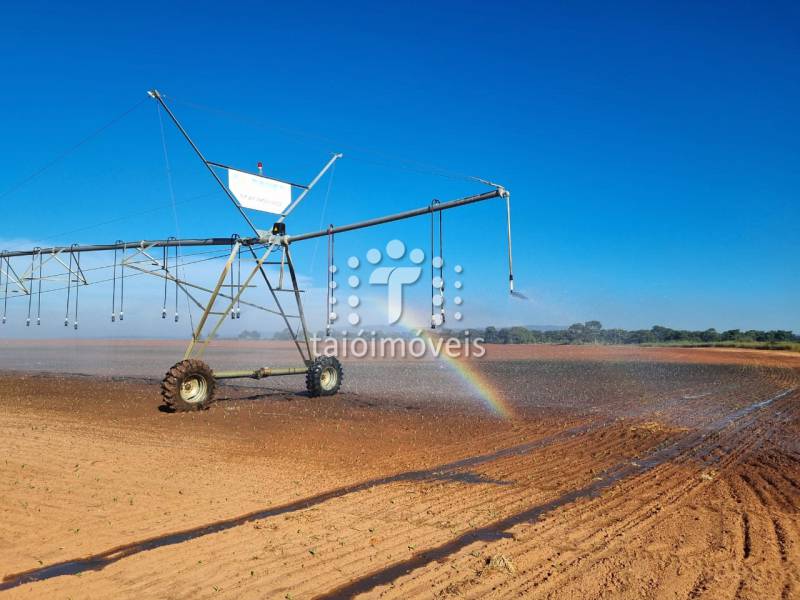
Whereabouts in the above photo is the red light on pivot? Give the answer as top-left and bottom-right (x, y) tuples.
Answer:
(257, 161), (263, 175)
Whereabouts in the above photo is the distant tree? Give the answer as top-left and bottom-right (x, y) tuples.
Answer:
(604, 328), (625, 344)
(238, 330), (261, 340)
(509, 326), (532, 343)
(699, 328), (719, 342)
(651, 325), (676, 342)
(567, 323), (586, 343)
(272, 328), (292, 340)
(584, 320), (602, 343)
(768, 330), (793, 342)
(436, 323), (797, 347)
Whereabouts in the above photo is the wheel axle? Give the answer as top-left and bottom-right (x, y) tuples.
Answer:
(161, 357), (343, 410)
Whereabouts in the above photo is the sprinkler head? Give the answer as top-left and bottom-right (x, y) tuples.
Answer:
(74, 322), (78, 330)
(36, 318), (40, 326)
(111, 314), (116, 322)
(64, 318), (69, 327)
(161, 308), (167, 319)
(26, 318), (30, 327)
(174, 313), (179, 323)
(119, 312), (124, 321)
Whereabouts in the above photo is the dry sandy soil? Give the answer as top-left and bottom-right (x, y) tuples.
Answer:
(1, 345), (799, 599)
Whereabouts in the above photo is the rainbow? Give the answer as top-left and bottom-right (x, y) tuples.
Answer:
(395, 308), (517, 419)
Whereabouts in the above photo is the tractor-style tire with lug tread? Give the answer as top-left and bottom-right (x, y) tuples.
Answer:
(306, 356), (343, 397)
(161, 359), (216, 411)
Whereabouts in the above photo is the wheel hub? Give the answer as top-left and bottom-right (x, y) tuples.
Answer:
(320, 366), (338, 390)
(180, 375), (207, 403)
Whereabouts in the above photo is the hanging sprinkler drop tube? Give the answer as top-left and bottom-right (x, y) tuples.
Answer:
(111, 242), (120, 321)
(36, 250), (42, 325)
(325, 225), (335, 337)
(26, 251), (36, 326)
(119, 243), (125, 321)
(1, 256), (7, 325)
(235, 241), (242, 319)
(73, 246), (81, 330)
(438, 207), (445, 325)
(429, 200), (440, 329)
(502, 189), (527, 300)
(162, 244), (169, 319)
(229, 235), (238, 320)
(505, 190), (514, 294)
(174, 243), (180, 323)
(64, 250), (73, 327)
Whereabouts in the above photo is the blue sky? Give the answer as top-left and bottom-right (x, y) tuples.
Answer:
(0, 0), (797, 336)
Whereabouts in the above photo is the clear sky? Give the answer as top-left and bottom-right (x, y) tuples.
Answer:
(0, 0), (797, 337)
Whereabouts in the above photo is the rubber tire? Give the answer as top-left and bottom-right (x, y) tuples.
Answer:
(161, 359), (216, 412)
(306, 356), (343, 397)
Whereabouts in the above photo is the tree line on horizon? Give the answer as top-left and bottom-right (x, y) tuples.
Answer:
(265, 322), (798, 347)
(450, 321), (799, 346)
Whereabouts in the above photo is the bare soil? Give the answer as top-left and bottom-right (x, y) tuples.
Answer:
(1, 345), (799, 599)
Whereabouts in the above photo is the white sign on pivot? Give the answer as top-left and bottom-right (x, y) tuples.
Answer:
(228, 169), (292, 215)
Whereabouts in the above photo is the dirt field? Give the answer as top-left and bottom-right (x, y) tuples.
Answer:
(1, 344), (799, 599)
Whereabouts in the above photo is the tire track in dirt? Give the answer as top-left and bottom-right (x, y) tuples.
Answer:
(489, 387), (799, 600)
(505, 382), (800, 600)
(3, 361), (798, 599)
(455, 447), (780, 596)
(313, 387), (796, 599)
(281, 381), (732, 594)
(4, 384), (752, 596)
(0, 419), (607, 591)
(1, 395), (688, 597)
(287, 423), (671, 595)
(723, 451), (800, 600)
(185, 417), (668, 598)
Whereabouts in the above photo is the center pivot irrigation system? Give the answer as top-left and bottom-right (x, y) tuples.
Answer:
(0, 90), (518, 411)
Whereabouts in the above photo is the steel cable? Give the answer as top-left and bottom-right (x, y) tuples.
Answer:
(0, 98), (147, 203)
